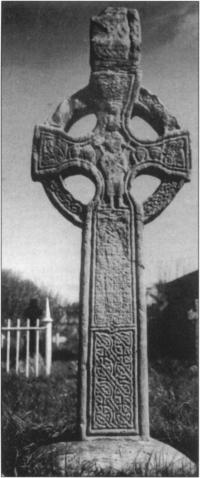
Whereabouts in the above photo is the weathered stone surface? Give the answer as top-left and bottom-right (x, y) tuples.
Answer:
(24, 438), (196, 477)
(90, 7), (142, 71)
(94, 209), (133, 327)
(31, 5), (193, 474)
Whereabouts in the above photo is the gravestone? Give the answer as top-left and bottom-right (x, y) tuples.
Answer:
(24, 298), (42, 355)
(188, 298), (198, 365)
(31, 7), (195, 476)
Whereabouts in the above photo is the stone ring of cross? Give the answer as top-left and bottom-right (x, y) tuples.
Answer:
(32, 7), (191, 229)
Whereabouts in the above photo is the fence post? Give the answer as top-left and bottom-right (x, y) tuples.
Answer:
(43, 297), (53, 375)
(16, 318), (21, 374)
(6, 319), (11, 373)
(26, 319), (30, 378)
(35, 318), (40, 377)
(56, 332), (60, 347)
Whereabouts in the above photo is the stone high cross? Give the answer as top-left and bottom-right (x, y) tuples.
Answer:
(32, 7), (191, 441)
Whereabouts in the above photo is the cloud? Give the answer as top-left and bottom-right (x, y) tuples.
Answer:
(139, 2), (198, 50)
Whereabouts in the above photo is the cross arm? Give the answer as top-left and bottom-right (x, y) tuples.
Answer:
(131, 132), (191, 181)
(131, 131), (191, 224)
(31, 125), (104, 228)
(124, 88), (191, 224)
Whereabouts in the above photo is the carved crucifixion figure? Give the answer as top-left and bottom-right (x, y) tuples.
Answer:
(32, 7), (191, 441)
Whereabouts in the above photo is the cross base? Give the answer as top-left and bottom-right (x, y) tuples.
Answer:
(19, 438), (196, 476)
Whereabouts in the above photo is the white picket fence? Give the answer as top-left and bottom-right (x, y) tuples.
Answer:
(1, 298), (53, 377)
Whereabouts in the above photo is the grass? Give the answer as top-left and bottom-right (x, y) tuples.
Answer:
(2, 361), (78, 476)
(149, 359), (198, 463)
(1, 359), (198, 476)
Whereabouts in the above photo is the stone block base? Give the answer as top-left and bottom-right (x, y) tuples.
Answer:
(22, 437), (197, 476)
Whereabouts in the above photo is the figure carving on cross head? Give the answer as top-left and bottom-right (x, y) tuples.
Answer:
(94, 131), (128, 208)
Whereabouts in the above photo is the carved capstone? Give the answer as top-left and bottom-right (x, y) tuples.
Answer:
(31, 7), (191, 441)
(90, 7), (142, 71)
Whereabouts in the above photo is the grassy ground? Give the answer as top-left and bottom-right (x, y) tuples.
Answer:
(149, 359), (198, 463)
(1, 359), (198, 476)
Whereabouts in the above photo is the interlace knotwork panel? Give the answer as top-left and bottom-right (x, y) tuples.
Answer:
(44, 179), (84, 219)
(143, 180), (183, 223)
(92, 330), (135, 430)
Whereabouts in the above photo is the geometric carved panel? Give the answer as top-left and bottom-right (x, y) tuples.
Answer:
(91, 330), (136, 431)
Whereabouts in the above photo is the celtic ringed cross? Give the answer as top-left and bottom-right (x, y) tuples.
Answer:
(32, 8), (191, 441)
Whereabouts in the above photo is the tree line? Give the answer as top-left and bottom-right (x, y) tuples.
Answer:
(1, 269), (79, 328)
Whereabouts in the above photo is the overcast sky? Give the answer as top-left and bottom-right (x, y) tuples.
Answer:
(2, 1), (198, 302)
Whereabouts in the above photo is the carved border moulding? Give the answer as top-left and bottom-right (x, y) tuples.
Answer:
(31, 6), (191, 441)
